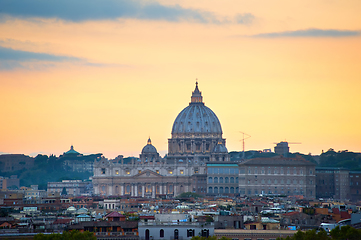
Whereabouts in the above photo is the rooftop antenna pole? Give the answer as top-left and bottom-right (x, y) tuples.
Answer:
(240, 132), (251, 160)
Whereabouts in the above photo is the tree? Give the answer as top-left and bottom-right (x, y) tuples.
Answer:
(277, 226), (361, 240)
(330, 225), (361, 240)
(61, 187), (67, 195)
(176, 192), (202, 199)
(191, 236), (219, 240)
(34, 230), (96, 240)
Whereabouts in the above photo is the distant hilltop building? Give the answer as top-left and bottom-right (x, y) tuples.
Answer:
(92, 83), (315, 198)
(60, 145), (103, 172)
(274, 141), (290, 157)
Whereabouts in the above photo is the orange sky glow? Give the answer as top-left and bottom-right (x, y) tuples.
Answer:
(0, 0), (360, 158)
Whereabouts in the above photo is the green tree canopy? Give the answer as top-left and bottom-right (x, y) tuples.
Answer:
(34, 230), (96, 240)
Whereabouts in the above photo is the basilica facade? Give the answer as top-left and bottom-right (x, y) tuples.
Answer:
(92, 83), (316, 198)
(92, 83), (230, 197)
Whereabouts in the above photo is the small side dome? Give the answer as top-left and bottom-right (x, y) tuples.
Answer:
(67, 206), (77, 212)
(141, 138), (158, 154)
(213, 142), (228, 153)
(64, 145), (80, 155)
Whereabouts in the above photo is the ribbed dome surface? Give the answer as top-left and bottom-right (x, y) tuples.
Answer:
(172, 103), (222, 135)
(142, 138), (157, 154)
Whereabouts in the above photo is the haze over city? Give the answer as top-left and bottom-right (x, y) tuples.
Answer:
(1, 0), (360, 159)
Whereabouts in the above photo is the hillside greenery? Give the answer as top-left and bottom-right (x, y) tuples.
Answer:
(34, 230), (96, 240)
(277, 226), (361, 240)
(319, 149), (361, 170)
(0, 154), (93, 190)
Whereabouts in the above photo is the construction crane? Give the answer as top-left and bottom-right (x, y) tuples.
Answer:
(240, 132), (251, 160)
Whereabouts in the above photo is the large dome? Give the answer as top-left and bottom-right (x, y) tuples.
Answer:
(171, 82), (222, 137)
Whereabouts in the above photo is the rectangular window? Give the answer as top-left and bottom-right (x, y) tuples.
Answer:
(115, 170), (119, 175)
(156, 170), (160, 174)
(180, 170), (184, 175)
(101, 168), (106, 174)
(168, 170), (173, 175)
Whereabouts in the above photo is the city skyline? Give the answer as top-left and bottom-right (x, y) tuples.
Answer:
(1, 1), (361, 158)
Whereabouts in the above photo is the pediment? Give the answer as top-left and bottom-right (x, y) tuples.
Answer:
(134, 169), (161, 178)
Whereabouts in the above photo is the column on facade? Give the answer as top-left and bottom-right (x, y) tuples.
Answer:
(164, 185), (167, 195)
(160, 184), (163, 194)
(202, 140), (206, 153)
(142, 185), (145, 197)
(108, 184), (113, 196)
(181, 140), (185, 153)
(134, 185), (138, 197)
(131, 185), (134, 197)
(191, 140), (195, 153)
(173, 183), (177, 197)
(121, 185), (124, 196)
(211, 140), (216, 152)
(152, 185), (156, 198)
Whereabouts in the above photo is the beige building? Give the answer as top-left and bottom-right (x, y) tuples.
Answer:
(238, 156), (316, 198)
(47, 180), (90, 196)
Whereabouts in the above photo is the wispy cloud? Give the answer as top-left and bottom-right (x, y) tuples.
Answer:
(0, 46), (79, 62)
(252, 29), (361, 38)
(0, 46), (130, 70)
(0, 0), (219, 23)
(235, 13), (255, 25)
(0, 46), (80, 70)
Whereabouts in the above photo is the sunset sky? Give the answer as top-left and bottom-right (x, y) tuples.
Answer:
(1, 0), (360, 158)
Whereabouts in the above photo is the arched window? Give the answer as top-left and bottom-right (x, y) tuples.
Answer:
(225, 177), (229, 183)
(230, 177), (234, 183)
(220, 187), (224, 194)
(230, 187), (234, 193)
(236, 177), (239, 183)
(208, 177), (212, 183)
(208, 187), (213, 193)
(214, 177), (218, 183)
(214, 187), (218, 194)
(174, 229), (179, 240)
(219, 177), (223, 183)
(145, 229), (150, 240)
(160, 229), (164, 238)
(225, 187), (229, 193)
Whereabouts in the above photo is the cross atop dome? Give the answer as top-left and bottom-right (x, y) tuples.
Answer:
(147, 137), (152, 145)
(191, 81), (203, 104)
